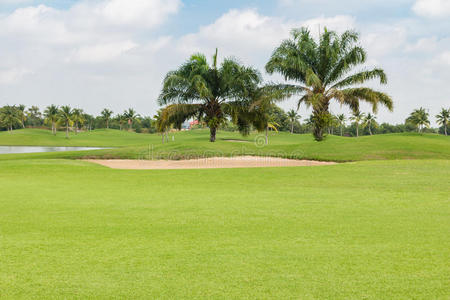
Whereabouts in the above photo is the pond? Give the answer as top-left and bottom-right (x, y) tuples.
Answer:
(0, 146), (107, 154)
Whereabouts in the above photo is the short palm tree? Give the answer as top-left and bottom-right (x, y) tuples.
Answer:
(436, 108), (449, 136)
(266, 27), (393, 141)
(407, 107), (430, 133)
(123, 108), (139, 131)
(72, 109), (84, 135)
(287, 109), (300, 134)
(101, 109), (113, 129)
(337, 114), (346, 136)
(350, 111), (365, 137)
(363, 113), (377, 135)
(158, 49), (261, 142)
(116, 114), (126, 131)
(0, 105), (21, 133)
(44, 104), (59, 135)
(17, 104), (27, 128)
(58, 106), (73, 138)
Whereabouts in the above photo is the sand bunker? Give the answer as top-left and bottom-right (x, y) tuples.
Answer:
(86, 156), (336, 170)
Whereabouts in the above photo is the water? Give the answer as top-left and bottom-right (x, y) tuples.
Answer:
(0, 146), (107, 154)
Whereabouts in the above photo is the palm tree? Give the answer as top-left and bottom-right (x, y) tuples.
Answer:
(158, 49), (261, 142)
(17, 104), (26, 128)
(363, 113), (377, 135)
(266, 27), (393, 141)
(101, 109), (113, 129)
(337, 114), (346, 136)
(436, 108), (449, 136)
(44, 104), (59, 135)
(287, 109), (300, 134)
(123, 108), (139, 131)
(350, 111), (365, 137)
(407, 107), (430, 133)
(58, 106), (73, 138)
(0, 105), (21, 133)
(116, 114), (126, 131)
(71, 109), (84, 135)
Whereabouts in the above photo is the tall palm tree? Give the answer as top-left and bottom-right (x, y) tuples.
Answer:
(266, 27), (393, 141)
(44, 104), (59, 135)
(337, 114), (346, 136)
(350, 111), (365, 137)
(17, 104), (27, 128)
(287, 109), (300, 134)
(436, 108), (449, 136)
(58, 106), (73, 138)
(101, 109), (113, 129)
(0, 105), (21, 133)
(407, 107), (430, 133)
(363, 113), (377, 135)
(123, 108), (139, 131)
(71, 108), (84, 135)
(158, 49), (261, 142)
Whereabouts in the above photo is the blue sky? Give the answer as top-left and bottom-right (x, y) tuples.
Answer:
(0, 0), (449, 125)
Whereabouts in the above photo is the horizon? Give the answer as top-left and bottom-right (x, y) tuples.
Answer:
(0, 0), (449, 126)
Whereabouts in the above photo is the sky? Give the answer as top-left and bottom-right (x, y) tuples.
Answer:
(0, 0), (449, 125)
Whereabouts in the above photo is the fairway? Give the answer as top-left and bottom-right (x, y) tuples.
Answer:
(0, 157), (449, 298)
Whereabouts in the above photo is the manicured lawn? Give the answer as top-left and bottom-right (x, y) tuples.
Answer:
(0, 129), (449, 161)
(0, 159), (449, 298)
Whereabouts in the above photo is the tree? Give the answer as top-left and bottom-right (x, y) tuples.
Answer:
(44, 105), (59, 135)
(287, 109), (300, 134)
(266, 27), (393, 141)
(116, 114), (126, 131)
(0, 105), (21, 133)
(407, 107), (430, 133)
(337, 114), (346, 136)
(101, 109), (113, 129)
(26, 106), (42, 127)
(72, 108), (84, 135)
(363, 113), (377, 135)
(58, 106), (73, 138)
(350, 111), (365, 137)
(123, 108), (139, 131)
(158, 49), (261, 142)
(436, 108), (449, 136)
(17, 104), (27, 128)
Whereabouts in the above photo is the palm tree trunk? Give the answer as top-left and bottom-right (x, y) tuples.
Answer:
(340, 126), (343, 136)
(106, 120), (109, 129)
(369, 125), (372, 135)
(209, 126), (217, 142)
(445, 123), (447, 136)
(291, 122), (294, 134)
(356, 124), (359, 137)
(265, 127), (268, 145)
(66, 122), (69, 138)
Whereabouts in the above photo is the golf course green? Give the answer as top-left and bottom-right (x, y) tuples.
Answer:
(0, 129), (449, 299)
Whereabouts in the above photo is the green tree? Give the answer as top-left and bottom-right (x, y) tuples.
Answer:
(158, 49), (261, 142)
(436, 108), (449, 136)
(266, 27), (393, 141)
(350, 111), (365, 137)
(58, 106), (73, 138)
(101, 109), (113, 129)
(72, 109), (84, 135)
(337, 114), (346, 136)
(44, 105), (59, 135)
(0, 105), (21, 133)
(363, 113), (377, 135)
(123, 108), (139, 131)
(287, 109), (300, 134)
(17, 104), (27, 128)
(407, 108), (430, 133)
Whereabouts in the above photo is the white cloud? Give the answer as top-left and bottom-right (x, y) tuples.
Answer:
(67, 41), (138, 64)
(413, 0), (450, 18)
(0, 68), (32, 84)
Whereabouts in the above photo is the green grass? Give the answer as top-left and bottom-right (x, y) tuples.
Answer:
(0, 159), (448, 298)
(1, 128), (449, 161)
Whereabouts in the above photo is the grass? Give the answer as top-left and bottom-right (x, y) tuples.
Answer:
(0, 159), (448, 298)
(0, 128), (449, 161)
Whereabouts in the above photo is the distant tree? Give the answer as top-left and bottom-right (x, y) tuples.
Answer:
(17, 104), (27, 128)
(265, 27), (393, 141)
(72, 109), (84, 135)
(337, 114), (346, 136)
(101, 109), (113, 129)
(84, 113), (94, 132)
(436, 108), (449, 136)
(26, 106), (42, 127)
(0, 105), (21, 132)
(287, 109), (300, 134)
(58, 106), (73, 138)
(363, 113), (377, 135)
(123, 108), (139, 131)
(44, 105), (59, 135)
(407, 107), (430, 133)
(350, 111), (365, 137)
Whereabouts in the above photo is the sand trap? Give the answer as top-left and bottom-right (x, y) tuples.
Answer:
(85, 156), (336, 170)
